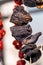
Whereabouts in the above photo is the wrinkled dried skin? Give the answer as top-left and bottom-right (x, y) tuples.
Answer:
(23, 0), (36, 7)
(20, 44), (37, 53)
(31, 50), (41, 63)
(10, 25), (32, 41)
(22, 32), (42, 44)
(23, 0), (43, 7)
(10, 6), (32, 26)
(24, 49), (41, 63)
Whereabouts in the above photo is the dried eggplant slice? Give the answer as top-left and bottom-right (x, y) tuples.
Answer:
(10, 6), (32, 26)
(23, 0), (36, 7)
(23, 0), (43, 8)
(10, 25), (32, 41)
(24, 49), (41, 63)
(20, 44), (37, 53)
(12, 34), (28, 41)
(22, 32), (42, 44)
(31, 50), (41, 63)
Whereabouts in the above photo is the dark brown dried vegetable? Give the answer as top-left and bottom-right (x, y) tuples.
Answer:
(20, 44), (37, 53)
(10, 25), (32, 41)
(22, 32), (42, 45)
(10, 6), (32, 26)
(24, 49), (41, 63)
(23, 0), (43, 7)
(23, 0), (36, 7)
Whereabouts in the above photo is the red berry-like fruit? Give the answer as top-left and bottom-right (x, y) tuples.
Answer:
(14, 0), (22, 5)
(0, 29), (6, 36)
(0, 29), (6, 40)
(0, 41), (3, 51)
(19, 51), (24, 59)
(1, 30), (6, 36)
(17, 60), (26, 65)
(13, 40), (22, 49)
(0, 20), (3, 29)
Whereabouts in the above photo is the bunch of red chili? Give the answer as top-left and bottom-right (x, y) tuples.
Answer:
(0, 12), (6, 51)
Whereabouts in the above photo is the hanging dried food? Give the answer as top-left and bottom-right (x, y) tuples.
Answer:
(10, 6), (32, 26)
(23, 0), (36, 7)
(10, 25), (32, 41)
(22, 32), (42, 45)
(20, 44), (37, 53)
(24, 48), (41, 63)
(23, 0), (43, 8)
(10, 1), (42, 64)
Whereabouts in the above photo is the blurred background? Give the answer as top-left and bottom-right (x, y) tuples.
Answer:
(0, 0), (43, 65)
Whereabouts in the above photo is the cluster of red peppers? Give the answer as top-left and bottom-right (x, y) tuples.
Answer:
(0, 12), (6, 53)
